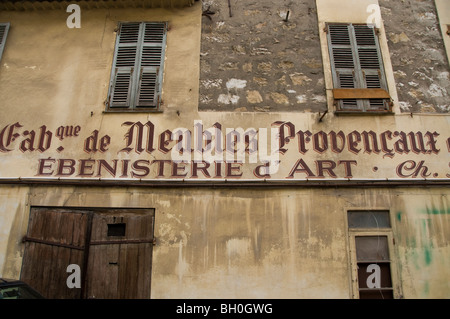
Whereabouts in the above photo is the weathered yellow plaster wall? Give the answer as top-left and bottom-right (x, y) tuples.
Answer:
(0, 185), (448, 298)
(0, 2), (448, 299)
(0, 4), (201, 117)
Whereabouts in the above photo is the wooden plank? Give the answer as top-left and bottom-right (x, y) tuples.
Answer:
(80, 212), (93, 299)
(85, 244), (119, 299)
(118, 243), (144, 299)
(20, 208), (89, 299)
(333, 88), (390, 99)
(105, 244), (120, 299)
(139, 243), (152, 298)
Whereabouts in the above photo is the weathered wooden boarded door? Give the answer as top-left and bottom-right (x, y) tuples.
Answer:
(85, 209), (154, 299)
(20, 208), (92, 299)
(20, 207), (154, 299)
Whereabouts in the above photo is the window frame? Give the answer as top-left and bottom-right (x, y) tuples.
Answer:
(345, 209), (402, 299)
(0, 23), (10, 62)
(105, 21), (167, 113)
(326, 22), (393, 114)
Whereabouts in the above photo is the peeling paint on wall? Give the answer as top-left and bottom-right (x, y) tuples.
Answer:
(199, 0), (324, 112)
(379, 0), (450, 113)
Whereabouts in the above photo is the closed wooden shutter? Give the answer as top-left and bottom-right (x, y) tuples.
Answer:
(109, 23), (140, 107)
(108, 22), (166, 110)
(0, 23), (10, 62)
(135, 23), (166, 107)
(327, 23), (390, 112)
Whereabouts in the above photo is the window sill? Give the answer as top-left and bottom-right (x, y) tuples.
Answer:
(104, 108), (163, 114)
(334, 110), (394, 116)
(332, 88), (391, 100)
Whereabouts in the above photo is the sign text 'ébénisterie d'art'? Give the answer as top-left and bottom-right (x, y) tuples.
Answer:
(0, 121), (448, 180)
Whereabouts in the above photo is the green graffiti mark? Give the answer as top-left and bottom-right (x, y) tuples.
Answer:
(424, 247), (432, 266)
(423, 208), (450, 215)
(419, 220), (433, 266)
(396, 211), (402, 222)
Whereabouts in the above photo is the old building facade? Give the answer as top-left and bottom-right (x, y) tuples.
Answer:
(0, 0), (448, 299)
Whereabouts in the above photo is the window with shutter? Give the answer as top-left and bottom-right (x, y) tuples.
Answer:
(326, 23), (392, 113)
(0, 23), (10, 62)
(107, 22), (167, 111)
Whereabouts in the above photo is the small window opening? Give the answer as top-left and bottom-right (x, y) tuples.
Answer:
(348, 210), (391, 228)
(107, 223), (126, 236)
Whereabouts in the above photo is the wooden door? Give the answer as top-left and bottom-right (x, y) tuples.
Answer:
(85, 209), (154, 299)
(20, 208), (92, 299)
(20, 207), (154, 299)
